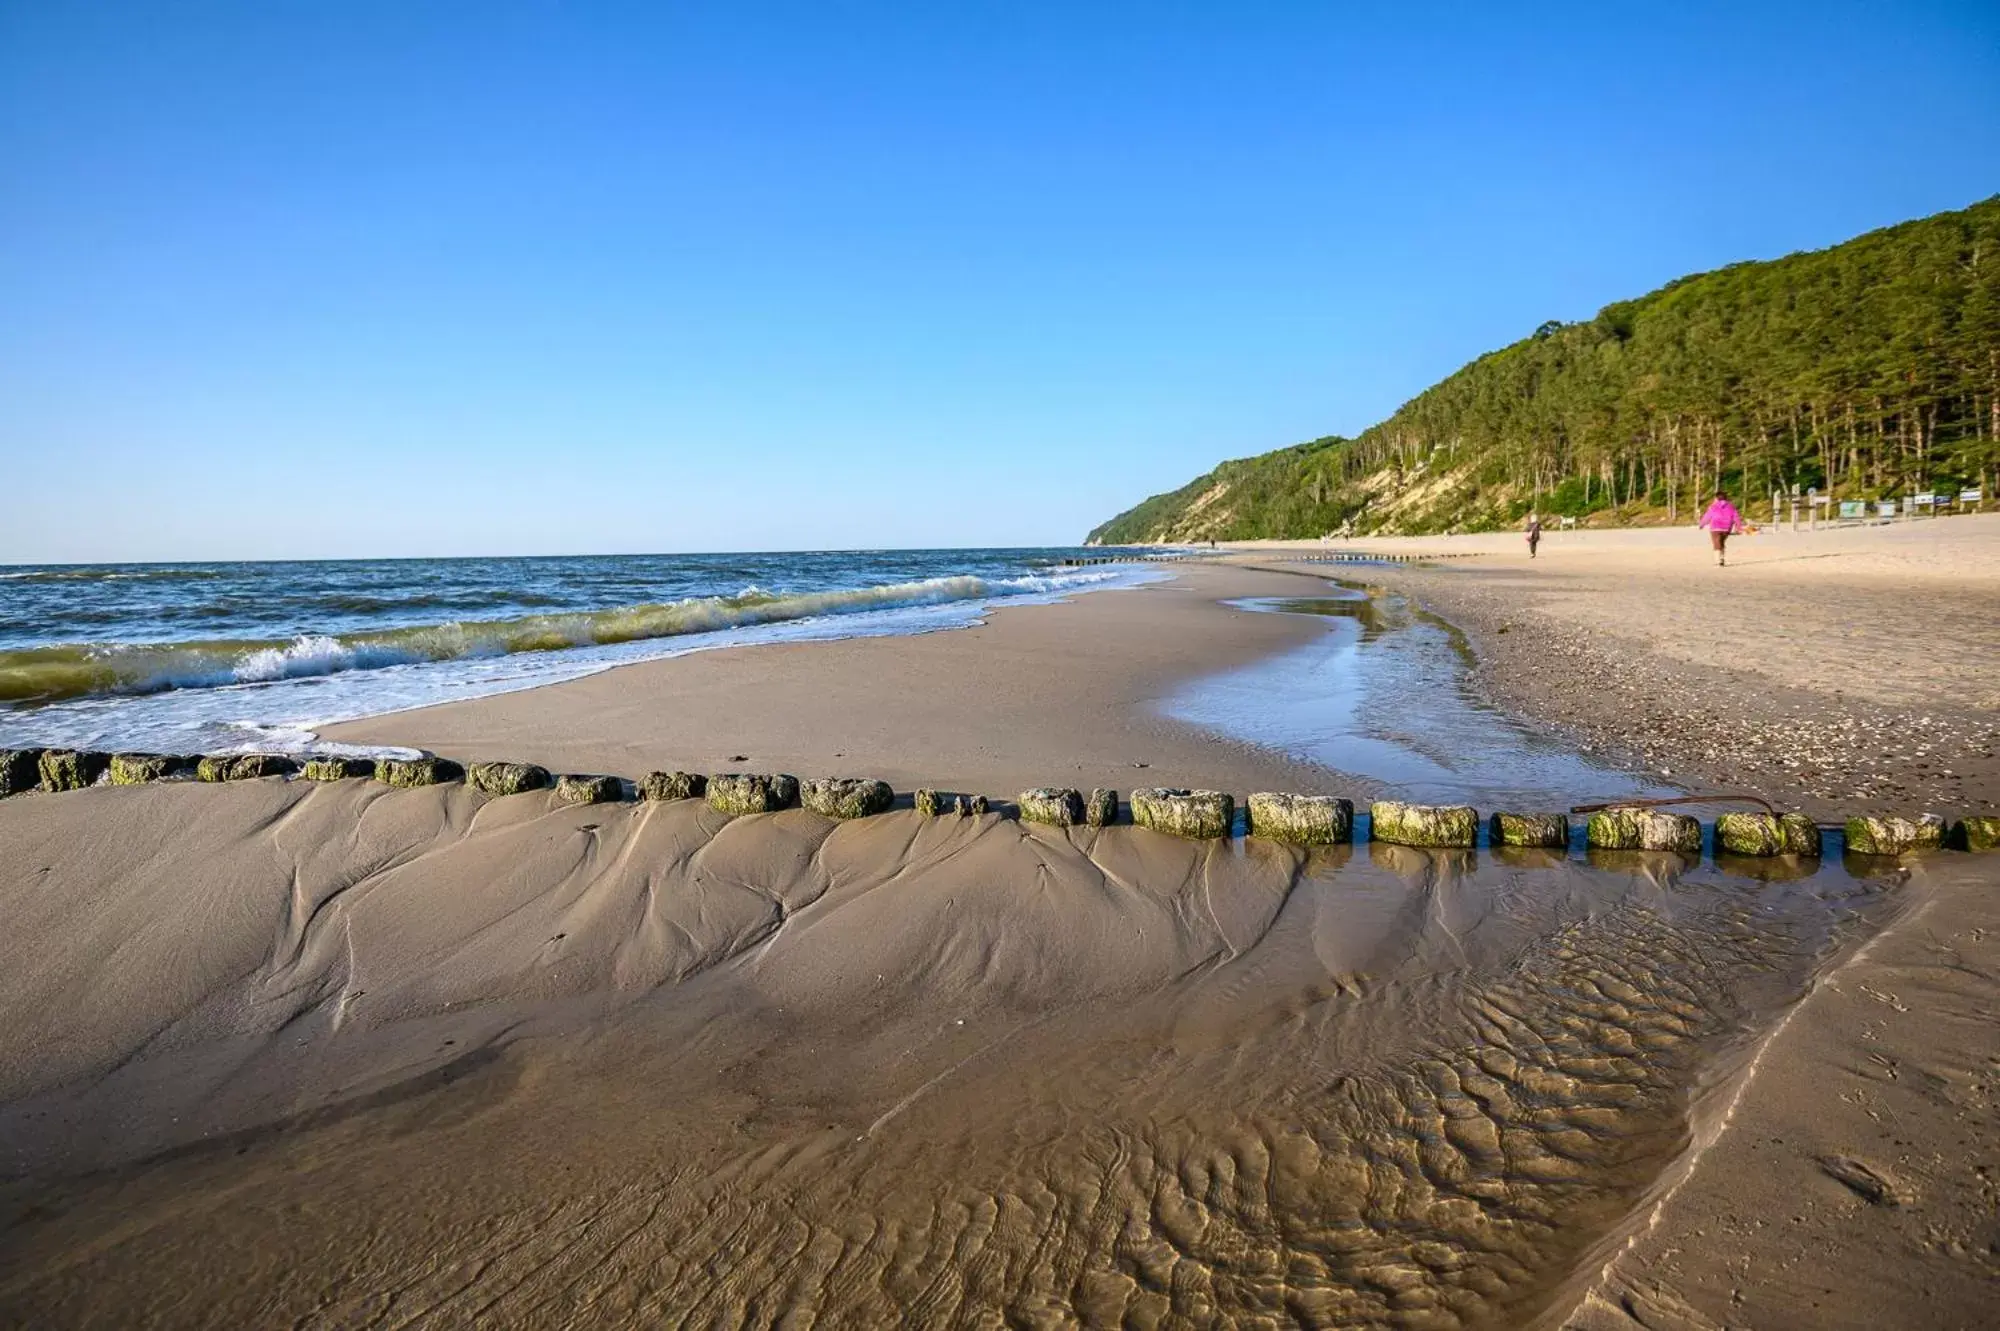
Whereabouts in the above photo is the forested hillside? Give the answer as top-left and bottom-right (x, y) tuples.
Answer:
(1089, 196), (2000, 543)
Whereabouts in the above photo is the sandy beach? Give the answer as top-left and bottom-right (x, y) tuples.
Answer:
(1230, 516), (2000, 820)
(2, 526), (1996, 1328)
(322, 564), (1341, 800)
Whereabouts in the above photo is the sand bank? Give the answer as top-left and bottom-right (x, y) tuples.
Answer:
(0, 774), (1940, 1327)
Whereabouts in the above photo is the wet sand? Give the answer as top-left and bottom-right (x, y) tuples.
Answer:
(0, 777), (1941, 1327)
(2, 552), (1997, 1327)
(325, 564), (1342, 801)
(1224, 521), (2000, 1327)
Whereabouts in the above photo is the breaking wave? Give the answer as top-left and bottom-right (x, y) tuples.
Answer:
(0, 572), (1115, 705)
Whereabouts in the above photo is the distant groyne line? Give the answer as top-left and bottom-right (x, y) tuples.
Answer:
(1060, 550), (1485, 567)
(5, 745), (1994, 866)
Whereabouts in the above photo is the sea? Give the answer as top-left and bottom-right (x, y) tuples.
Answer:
(0, 549), (1160, 755)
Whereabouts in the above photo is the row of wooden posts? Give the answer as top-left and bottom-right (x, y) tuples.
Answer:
(5, 747), (1995, 859)
(1057, 551), (1482, 567)
(1275, 551), (1484, 565)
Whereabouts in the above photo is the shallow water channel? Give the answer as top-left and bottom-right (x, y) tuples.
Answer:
(1163, 583), (1674, 810)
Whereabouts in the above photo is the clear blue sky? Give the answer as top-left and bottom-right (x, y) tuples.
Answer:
(4, 1), (1997, 562)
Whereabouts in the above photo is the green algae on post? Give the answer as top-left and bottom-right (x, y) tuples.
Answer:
(801, 777), (894, 820)
(555, 774), (623, 806)
(1715, 811), (1821, 857)
(1018, 787), (1084, 827)
(1844, 813), (1945, 856)
(916, 786), (985, 817)
(469, 761), (552, 796)
(1247, 792), (1354, 846)
(39, 749), (110, 791)
(375, 756), (464, 788)
(301, 756), (375, 781)
(706, 773), (800, 816)
(1085, 788), (1119, 828)
(1950, 816), (2000, 853)
(1584, 806), (1701, 854)
(108, 751), (191, 783)
(0, 748), (44, 797)
(108, 753), (193, 785)
(1488, 811), (1568, 848)
(1130, 788), (1234, 839)
(196, 754), (297, 782)
(1370, 800), (1478, 848)
(640, 770), (706, 801)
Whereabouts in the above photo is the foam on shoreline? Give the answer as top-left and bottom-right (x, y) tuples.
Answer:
(0, 566), (1161, 753)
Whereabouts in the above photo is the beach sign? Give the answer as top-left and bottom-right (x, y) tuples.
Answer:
(1879, 501), (1897, 518)
(1963, 488), (1983, 504)
(1839, 500), (1864, 519)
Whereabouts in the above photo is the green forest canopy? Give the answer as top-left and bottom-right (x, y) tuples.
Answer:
(1089, 195), (2000, 542)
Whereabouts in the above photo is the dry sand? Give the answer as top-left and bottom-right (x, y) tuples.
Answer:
(1, 533), (1996, 1328)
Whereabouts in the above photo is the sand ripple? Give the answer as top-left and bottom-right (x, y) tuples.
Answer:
(0, 783), (1896, 1328)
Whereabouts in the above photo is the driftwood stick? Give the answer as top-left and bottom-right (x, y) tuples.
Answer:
(1570, 792), (1779, 817)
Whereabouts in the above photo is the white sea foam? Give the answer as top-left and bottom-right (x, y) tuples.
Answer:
(0, 564), (1165, 753)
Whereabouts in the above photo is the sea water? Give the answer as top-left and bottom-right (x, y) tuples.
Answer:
(0, 549), (1160, 753)
(1163, 581), (1674, 808)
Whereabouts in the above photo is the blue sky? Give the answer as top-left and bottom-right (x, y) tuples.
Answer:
(4, 1), (1997, 562)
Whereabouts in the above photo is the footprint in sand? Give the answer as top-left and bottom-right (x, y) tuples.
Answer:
(1820, 1154), (1913, 1206)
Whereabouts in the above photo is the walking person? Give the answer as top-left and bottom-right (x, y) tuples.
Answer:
(1524, 512), (1543, 559)
(1699, 489), (1742, 566)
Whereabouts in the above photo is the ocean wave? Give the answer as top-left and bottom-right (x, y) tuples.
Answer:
(0, 567), (225, 584)
(0, 570), (1125, 705)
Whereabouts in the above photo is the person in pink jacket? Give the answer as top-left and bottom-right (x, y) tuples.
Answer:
(1699, 490), (1742, 566)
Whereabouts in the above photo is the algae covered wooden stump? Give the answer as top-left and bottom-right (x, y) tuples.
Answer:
(39, 749), (111, 792)
(0, 748), (44, 797)
(802, 778), (894, 820)
(1714, 812), (1821, 857)
(469, 761), (552, 796)
(707, 773), (800, 816)
(198, 753), (298, 782)
(108, 753), (194, 785)
(1248, 793), (1354, 846)
(1488, 812), (1568, 849)
(1130, 788), (1234, 839)
(1018, 788), (1085, 828)
(1084, 789), (1119, 828)
(1951, 816), (2000, 853)
(555, 774), (624, 806)
(1844, 813), (1946, 856)
(375, 756), (463, 788)
(1584, 807), (1701, 854)
(641, 771), (706, 802)
(1370, 800), (1478, 848)
(301, 756), (375, 781)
